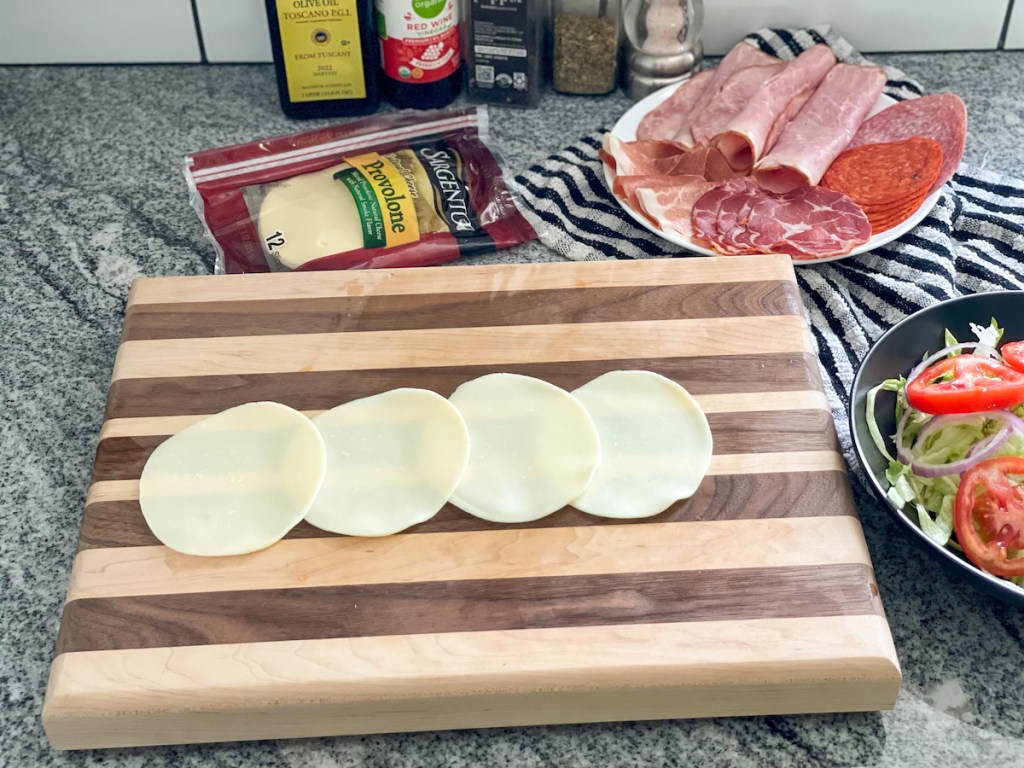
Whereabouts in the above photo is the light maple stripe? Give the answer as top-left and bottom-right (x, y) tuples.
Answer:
(84, 450), (846, 506)
(43, 614), (899, 750)
(96, 390), (831, 440)
(67, 516), (870, 601)
(112, 316), (814, 381)
(126, 256), (797, 305)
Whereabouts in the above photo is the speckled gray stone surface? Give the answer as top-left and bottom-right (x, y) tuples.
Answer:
(2, 50), (1024, 767)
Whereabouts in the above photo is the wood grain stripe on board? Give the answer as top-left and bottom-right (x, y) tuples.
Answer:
(67, 516), (871, 601)
(90, 408), (839, 483)
(43, 614), (899, 750)
(122, 281), (802, 341)
(111, 316), (813, 381)
(54, 563), (881, 654)
(126, 255), (799, 306)
(83, 451), (846, 507)
(104, 354), (825, 419)
(77, 469), (854, 551)
(97, 390), (831, 440)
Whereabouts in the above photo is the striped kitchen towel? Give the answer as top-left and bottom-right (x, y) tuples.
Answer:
(511, 25), (1024, 479)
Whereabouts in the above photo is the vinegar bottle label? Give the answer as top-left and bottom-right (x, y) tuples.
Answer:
(376, 0), (461, 84)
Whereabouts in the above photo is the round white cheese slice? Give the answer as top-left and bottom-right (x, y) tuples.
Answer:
(570, 370), (713, 519)
(448, 373), (601, 523)
(305, 388), (470, 537)
(139, 402), (326, 556)
(258, 162), (363, 270)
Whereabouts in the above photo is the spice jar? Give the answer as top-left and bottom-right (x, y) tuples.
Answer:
(551, 0), (621, 95)
(622, 0), (703, 100)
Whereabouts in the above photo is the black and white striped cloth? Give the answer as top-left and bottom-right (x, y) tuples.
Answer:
(512, 25), (1024, 479)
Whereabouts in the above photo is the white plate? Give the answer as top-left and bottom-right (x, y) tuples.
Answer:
(607, 86), (942, 265)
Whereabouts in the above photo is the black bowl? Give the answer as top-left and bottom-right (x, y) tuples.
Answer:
(849, 290), (1024, 608)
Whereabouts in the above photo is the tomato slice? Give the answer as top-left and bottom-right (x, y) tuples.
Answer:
(905, 354), (1024, 414)
(1002, 340), (1024, 374)
(953, 456), (1024, 578)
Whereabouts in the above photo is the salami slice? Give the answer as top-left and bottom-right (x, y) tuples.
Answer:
(846, 93), (967, 194)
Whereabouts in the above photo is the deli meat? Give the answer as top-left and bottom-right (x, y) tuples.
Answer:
(631, 177), (717, 237)
(691, 178), (871, 258)
(601, 134), (693, 176)
(846, 93), (967, 194)
(716, 45), (836, 172)
(690, 63), (785, 147)
(636, 71), (714, 141)
(672, 42), (779, 147)
(753, 63), (886, 193)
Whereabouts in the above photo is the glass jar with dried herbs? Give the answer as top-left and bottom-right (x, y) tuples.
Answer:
(551, 0), (621, 95)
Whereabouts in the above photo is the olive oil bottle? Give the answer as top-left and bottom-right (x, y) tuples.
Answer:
(265, 0), (380, 119)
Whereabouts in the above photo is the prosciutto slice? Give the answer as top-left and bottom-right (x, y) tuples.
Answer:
(632, 177), (717, 239)
(600, 134), (692, 176)
(752, 63), (886, 193)
(614, 173), (700, 210)
(636, 71), (714, 141)
(690, 63), (785, 147)
(715, 44), (836, 172)
(692, 178), (871, 259)
(672, 42), (779, 147)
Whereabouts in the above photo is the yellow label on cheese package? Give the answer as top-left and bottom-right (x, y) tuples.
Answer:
(336, 152), (420, 248)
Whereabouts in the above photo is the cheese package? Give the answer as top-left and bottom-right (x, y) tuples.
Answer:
(185, 107), (538, 273)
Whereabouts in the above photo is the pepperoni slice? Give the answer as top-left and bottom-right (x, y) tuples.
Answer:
(822, 137), (942, 207)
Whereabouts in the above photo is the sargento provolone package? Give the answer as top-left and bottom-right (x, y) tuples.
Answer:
(185, 107), (538, 273)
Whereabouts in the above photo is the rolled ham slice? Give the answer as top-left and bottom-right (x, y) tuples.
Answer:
(690, 63), (785, 147)
(715, 44), (836, 172)
(672, 42), (779, 147)
(752, 63), (886, 193)
(637, 71), (714, 141)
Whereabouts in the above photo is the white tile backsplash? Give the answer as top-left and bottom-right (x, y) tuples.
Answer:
(0, 0), (1014, 64)
(702, 0), (1009, 56)
(1003, 1), (1024, 48)
(0, 0), (201, 64)
(196, 0), (273, 62)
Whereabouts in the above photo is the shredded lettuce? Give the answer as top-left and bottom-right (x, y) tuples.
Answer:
(865, 319), (1024, 567)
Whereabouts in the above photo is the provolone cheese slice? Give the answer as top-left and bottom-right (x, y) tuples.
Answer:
(305, 388), (470, 537)
(448, 373), (600, 523)
(570, 370), (713, 518)
(258, 163), (363, 270)
(139, 402), (326, 556)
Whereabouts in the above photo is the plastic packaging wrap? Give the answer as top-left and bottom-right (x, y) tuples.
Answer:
(185, 107), (538, 273)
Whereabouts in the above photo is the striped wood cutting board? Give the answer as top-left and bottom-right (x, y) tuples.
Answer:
(43, 255), (901, 750)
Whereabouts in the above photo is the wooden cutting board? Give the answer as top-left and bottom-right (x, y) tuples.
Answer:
(43, 255), (900, 750)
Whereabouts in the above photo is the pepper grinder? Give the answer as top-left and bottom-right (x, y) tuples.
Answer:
(622, 0), (704, 100)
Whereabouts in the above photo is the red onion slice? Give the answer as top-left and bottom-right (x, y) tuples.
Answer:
(905, 409), (1024, 478)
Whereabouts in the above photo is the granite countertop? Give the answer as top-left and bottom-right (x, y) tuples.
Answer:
(2, 50), (1024, 767)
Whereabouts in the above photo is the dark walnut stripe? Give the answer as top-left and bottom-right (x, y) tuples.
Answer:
(91, 409), (838, 483)
(104, 354), (825, 420)
(77, 471), (856, 551)
(121, 281), (802, 341)
(54, 563), (880, 654)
